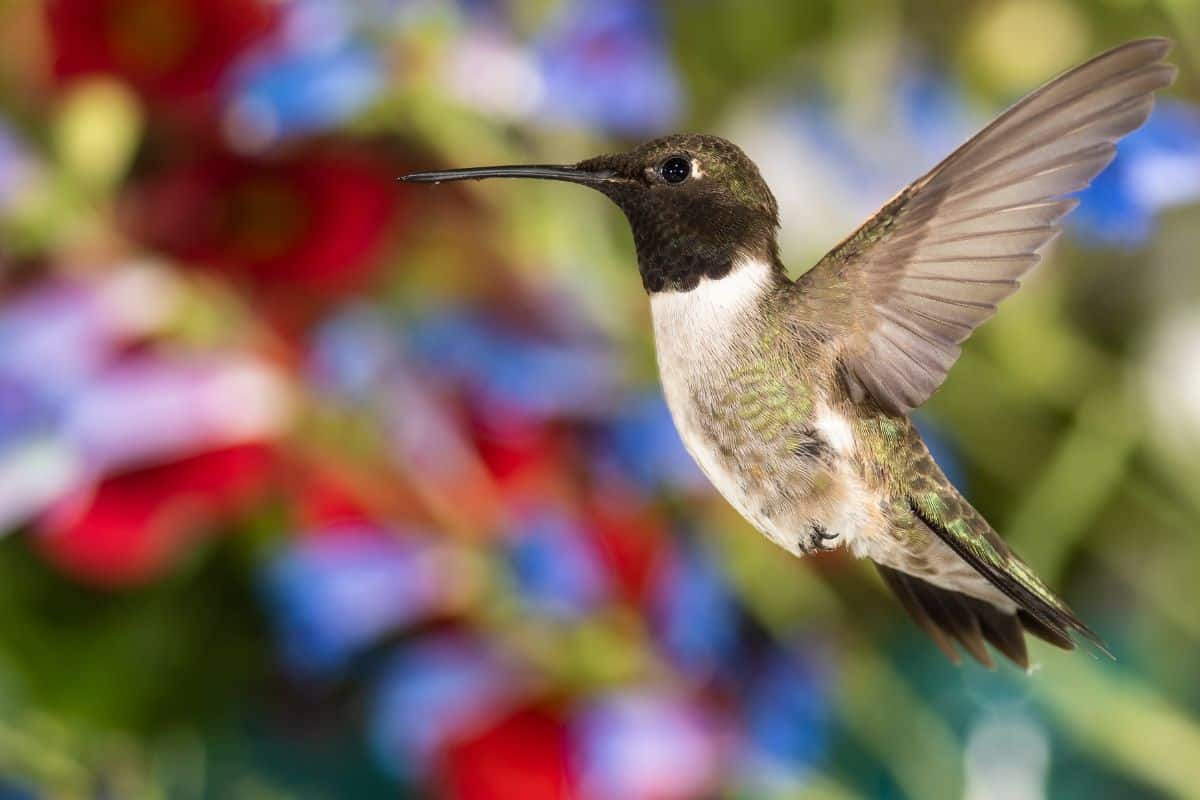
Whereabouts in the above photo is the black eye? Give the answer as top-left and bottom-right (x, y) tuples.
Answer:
(659, 156), (691, 184)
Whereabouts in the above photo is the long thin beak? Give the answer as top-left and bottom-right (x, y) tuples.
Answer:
(398, 164), (617, 185)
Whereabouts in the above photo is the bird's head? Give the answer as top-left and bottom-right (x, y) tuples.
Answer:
(401, 134), (781, 293)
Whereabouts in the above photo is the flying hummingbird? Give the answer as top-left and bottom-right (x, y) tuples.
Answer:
(401, 39), (1176, 668)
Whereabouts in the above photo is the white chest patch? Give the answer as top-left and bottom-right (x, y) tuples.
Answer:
(649, 255), (774, 357)
(650, 256), (775, 528)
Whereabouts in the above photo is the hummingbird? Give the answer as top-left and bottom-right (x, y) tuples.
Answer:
(401, 39), (1176, 668)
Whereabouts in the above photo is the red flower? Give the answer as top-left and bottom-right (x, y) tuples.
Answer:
(585, 490), (670, 606)
(46, 0), (277, 104)
(37, 444), (275, 586)
(439, 709), (575, 800)
(123, 146), (401, 304)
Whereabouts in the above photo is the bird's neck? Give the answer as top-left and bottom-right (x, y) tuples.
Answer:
(626, 208), (783, 293)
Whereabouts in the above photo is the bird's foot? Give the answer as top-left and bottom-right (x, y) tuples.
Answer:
(806, 523), (839, 553)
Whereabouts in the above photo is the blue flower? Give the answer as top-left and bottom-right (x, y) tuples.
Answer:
(308, 305), (400, 403)
(1070, 100), (1200, 246)
(408, 310), (620, 419)
(224, 0), (384, 151)
(262, 526), (470, 676)
(649, 539), (741, 677)
(739, 647), (831, 786)
(505, 508), (610, 619)
(597, 393), (707, 494)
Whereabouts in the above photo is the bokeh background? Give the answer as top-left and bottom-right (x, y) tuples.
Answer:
(0, 1), (1199, 798)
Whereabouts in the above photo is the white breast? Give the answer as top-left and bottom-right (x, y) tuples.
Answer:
(649, 257), (789, 538)
(649, 255), (774, 364)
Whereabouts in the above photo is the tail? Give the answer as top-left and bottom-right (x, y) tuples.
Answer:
(906, 496), (1109, 663)
(882, 422), (1108, 668)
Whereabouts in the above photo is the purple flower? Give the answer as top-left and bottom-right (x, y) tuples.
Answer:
(536, 0), (682, 135)
(0, 269), (290, 532)
(65, 353), (290, 474)
(572, 691), (726, 800)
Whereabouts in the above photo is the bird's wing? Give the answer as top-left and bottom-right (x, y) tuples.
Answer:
(794, 38), (1176, 415)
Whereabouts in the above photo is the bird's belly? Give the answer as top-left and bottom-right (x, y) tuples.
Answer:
(658, 366), (882, 558)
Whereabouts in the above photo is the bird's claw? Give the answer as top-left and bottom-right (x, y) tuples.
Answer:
(807, 523), (839, 553)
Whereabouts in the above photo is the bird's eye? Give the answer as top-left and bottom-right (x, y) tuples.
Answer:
(659, 156), (691, 184)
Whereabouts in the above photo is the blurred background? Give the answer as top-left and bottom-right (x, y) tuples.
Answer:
(0, 0), (1198, 798)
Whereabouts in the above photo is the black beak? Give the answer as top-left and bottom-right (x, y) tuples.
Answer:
(398, 164), (617, 185)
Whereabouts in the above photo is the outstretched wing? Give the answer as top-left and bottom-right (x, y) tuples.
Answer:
(795, 38), (1176, 415)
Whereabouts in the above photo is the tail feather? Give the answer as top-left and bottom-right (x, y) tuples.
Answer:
(907, 498), (1109, 656)
(878, 564), (1049, 669)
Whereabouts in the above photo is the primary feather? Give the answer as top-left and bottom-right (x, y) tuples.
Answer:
(797, 37), (1177, 415)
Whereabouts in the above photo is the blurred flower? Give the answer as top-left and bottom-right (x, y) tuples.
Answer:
(224, 0), (384, 152)
(650, 539), (741, 678)
(584, 491), (670, 606)
(309, 306), (503, 532)
(439, 0), (681, 135)
(535, 0), (682, 135)
(308, 304), (401, 403)
(0, 123), (38, 211)
(123, 146), (401, 302)
(595, 393), (707, 495)
(443, 27), (546, 120)
(46, 0), (277, 107)
(0, 266), (180, 391)
(65, 352), (291, 474)
(738, 647), (831, 789)
(409, 310), (622, 421)
(1070, 100), (1200, 246)
(37, 442), (275, 585)
(572, 691), (725, 800)
(0, 268), (291, 544)
(505, 507), (610, 620)
(264, 525), (479, 676)
(440, 707), (574, 800)
(369, 634), (525, 780)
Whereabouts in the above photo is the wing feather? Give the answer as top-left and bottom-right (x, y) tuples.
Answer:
(796, 39), (1177, 413)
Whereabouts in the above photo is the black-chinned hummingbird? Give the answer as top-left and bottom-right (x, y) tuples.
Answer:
(401, 39), (1176, 668)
